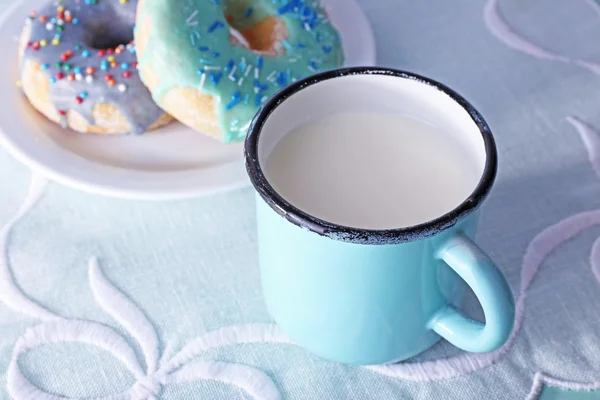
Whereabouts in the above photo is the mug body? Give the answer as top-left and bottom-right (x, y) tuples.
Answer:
(258, 198), (478, 365)
(245, 67), (511, 365)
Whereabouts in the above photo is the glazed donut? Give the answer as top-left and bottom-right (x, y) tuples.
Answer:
(18, 0), (171, 135)
(135, 0), (344, 143)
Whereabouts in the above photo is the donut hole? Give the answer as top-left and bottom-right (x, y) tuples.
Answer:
(86, 24), (134, 50)
(225, 14), (288, 56)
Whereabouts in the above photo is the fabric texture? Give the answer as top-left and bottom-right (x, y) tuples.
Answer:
(2, 0), (600, 399)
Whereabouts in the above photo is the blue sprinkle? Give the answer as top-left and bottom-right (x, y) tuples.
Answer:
(322, 45), (332, 54)
(198, 46), (210, 52)
(244, 93), (250, 104)
(121, 62), (129, 70)
(208, 20), (225, 33)
(276, 71), (288, 86)
(80, 91), (88, 99)
(72, 17), (79, 25)
(231, 118), (239, 126)
(101, 63), (109, 71)
(82, 50), (90, 58)
(73, 67), (82, 74)
(226, 59), (235, 72)
(255, 93), (263, 106)
(199, 58), (213, 64)
(244, 7), (254, 17)
(129, 46), (136, 53)
(54, 33), (62, 39)
(278, 0), (300, 15)
(197, 68), (205, 75)
(316, 33), (322, 42)
(51, 17), (57, 24)
(209, 72), (223, 85)
(253, 80), (268, 92)
(239, 58), (247, 71)
(225, 91), (242, 110)
(41, 64), (49, 70)
(296, 43), (306, 48)
(210, 0), (220, 3)
(212, 52), (220, 58)
(257, 56), (263, 69)
(190, 33), (196, 45)
(49, 77), (56, 84)
(308, 61), (318, 72)
(281, 40), (292, 51)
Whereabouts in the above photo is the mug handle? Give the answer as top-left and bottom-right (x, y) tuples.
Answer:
(428, 233), (515, 353)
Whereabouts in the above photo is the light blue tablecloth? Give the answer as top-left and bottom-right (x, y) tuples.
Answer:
(2, 0), (600, 399)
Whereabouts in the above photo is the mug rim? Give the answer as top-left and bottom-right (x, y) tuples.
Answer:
(244, 67), (498, 245)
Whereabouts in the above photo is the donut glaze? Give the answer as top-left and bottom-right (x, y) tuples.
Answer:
(19, 0), (169, 135)
(135, 0), (344, 142)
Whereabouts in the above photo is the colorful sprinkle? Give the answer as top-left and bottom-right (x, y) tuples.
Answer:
(75, 96), (83, 104)
(40, 39), (48, 47)
(85, 75), (94, 83)
(72, 17), (79, 24)
(244, 7), (254, 17)
(118, 83), (127, 92)
(123, 71), (132, 78)
(75, 73), (83, 81)
(86, 67), (95, 75)
(198, 46), (210, 52)
(41, 63), (49, 70)
(80, 91), (88, 99)
(81, 49), (90, 58)
(46, 22), (54, 30)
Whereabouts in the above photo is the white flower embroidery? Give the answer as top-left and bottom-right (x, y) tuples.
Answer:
(0, 177), (292, 400)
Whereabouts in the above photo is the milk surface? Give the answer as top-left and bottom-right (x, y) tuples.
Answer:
(265, 112), (481, 229)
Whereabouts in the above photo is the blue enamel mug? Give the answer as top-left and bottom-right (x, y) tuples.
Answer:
(244, 67), (515, 365)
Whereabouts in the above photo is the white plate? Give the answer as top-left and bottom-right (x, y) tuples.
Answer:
(0, 0), (376, 200)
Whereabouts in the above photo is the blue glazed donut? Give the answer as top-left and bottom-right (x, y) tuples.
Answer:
(135, 0), (344, 142)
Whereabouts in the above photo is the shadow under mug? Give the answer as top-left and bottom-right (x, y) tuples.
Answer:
(244, 67), (515, 365)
